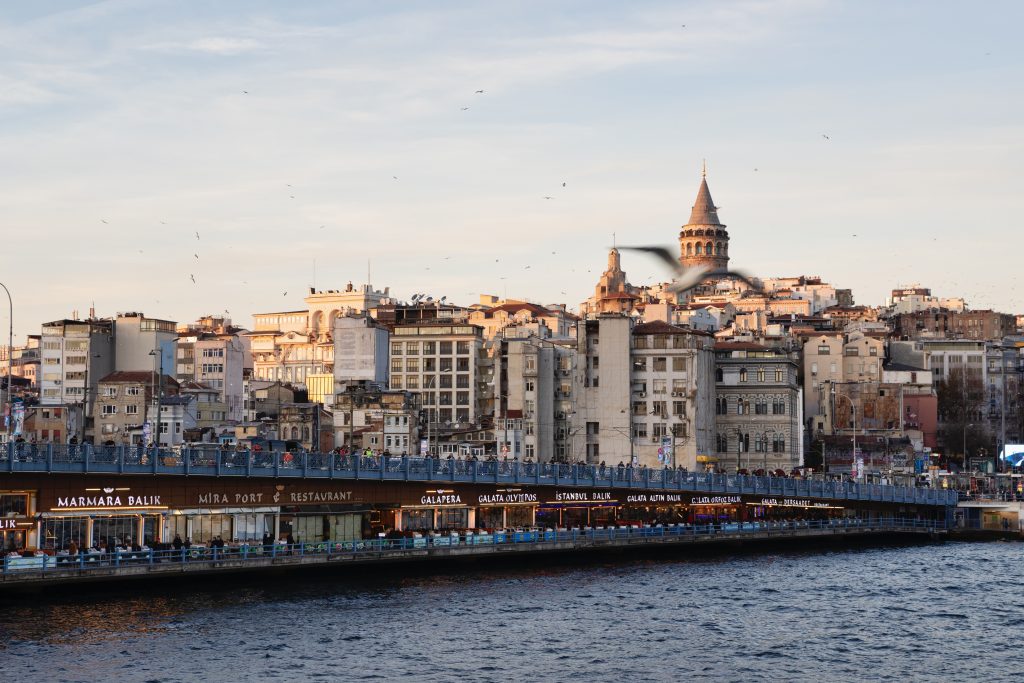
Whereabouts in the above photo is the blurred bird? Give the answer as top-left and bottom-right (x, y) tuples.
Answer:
(617, 245), (761, 294)
(190, 274), (196, 284)
(475, 90), (484, 94)
(195, 232), (200, 240)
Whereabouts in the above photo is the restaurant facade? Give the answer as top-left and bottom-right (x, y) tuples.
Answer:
(0, 472), (941, 553)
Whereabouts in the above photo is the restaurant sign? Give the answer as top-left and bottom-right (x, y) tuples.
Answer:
(552, 490), (613, 503)
(421, 489), (463, 505)
(625, 493), (684, 504)
(758, 498), (831, 508)
(689, 495), (742, 505)
(477, 490), (538, 505)
(1, 518), (32, 530)
(54, 487), (163, 510)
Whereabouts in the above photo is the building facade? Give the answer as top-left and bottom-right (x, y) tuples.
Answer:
(714, 342), (802, 473)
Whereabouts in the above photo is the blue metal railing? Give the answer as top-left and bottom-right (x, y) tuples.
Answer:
(0, 442), (959, 507)
(1, 517), (947, 576)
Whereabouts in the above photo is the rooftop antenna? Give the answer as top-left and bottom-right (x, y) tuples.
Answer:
(313, 258), (317, 291)
(367, 258), (371, 288)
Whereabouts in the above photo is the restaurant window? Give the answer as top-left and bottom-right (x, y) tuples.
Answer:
(92, 516), (139, 546)
(438, 508), (469, 530)
(402, 509), (433, 531)
(41, 517), (87, 551)
(187, 514), (234, 544)
(0, 493), (28, 516)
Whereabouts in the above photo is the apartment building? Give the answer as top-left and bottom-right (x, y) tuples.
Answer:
(713, 342), (802, 473)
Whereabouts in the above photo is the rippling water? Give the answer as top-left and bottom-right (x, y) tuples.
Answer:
(1, 541), (1021, 682)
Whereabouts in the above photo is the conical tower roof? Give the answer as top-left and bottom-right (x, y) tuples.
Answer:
(687, 176), (721, 226)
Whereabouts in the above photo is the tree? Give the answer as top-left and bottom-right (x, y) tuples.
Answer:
(936, 368), (988, 467)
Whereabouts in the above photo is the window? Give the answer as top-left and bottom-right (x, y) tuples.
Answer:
(634, 423), (648, 439)
(653, 357), (667, 372)
(757, 368), (765, 382)
(440, 375), (452, 388)
(653, 379), (667, 394)
(525, 380), (535, 392)
(653, 423), (667, 438)
(456, 391), (469, 405)
(773, 398), (787, 415)
(391, 376), (404, 389)
(525, 444), (535, 458)
(392, 359), (403, 373)
(423, 342), (436, 355)
(101, 405), (117, 415)
(715, 368), (723, 382)
(440, 358), (453, 372)
(391, 343), (402, 356)
(775, 369), (783, 382)
(634, 336), (648, 350)
(406, 358), (419, 373)
(456, 341), (470, 355)
(672, 357), (687, 372)
(406, 341), (420, 355)
(125, 405), (138, 415)
(715, 397), (727, 415)
(632, 358), (647, 372)
(755, 400), (768, 415)
(439, 341), (452, 355)
(673, 400), (685, 415)
(739, 368), (748, 382)
(457, 358), (470, 372)
(869, 347), (878, 357)
(652, 401), (667, 416)
(716, 433), (727, 452)
(817, 344), (830, 355)
(101, 386), (117, 397)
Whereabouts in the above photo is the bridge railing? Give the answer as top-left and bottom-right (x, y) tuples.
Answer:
(1, 443), (959, 506)
(1, 516), (947, 577)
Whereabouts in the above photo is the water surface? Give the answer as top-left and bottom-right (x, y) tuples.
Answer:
(1, 542), (1020, 682)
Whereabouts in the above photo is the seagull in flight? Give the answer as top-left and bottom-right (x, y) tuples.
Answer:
(617, 245), (761, 295)
(190, 274), (196, 284)
(195, 231), (200, 240)
(475, 90), (484, 94)
(822, 134), (831, 140)
(543, 196), (554, 200)
(100, 219), (108, 224)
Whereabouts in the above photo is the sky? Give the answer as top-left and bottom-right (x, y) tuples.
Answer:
(1, 0), (1022, 341)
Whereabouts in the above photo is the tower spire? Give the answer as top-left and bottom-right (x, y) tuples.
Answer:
(702, 159), (707, 178)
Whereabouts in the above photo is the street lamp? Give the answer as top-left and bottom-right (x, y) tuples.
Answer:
(734, 426), (745, 473)
(0, 282), (11, 446)
(149, 349), (164, 448)
(759, 428), (777, 474)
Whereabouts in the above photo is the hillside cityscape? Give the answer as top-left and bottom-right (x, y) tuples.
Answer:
(3, 169), (1021, 477)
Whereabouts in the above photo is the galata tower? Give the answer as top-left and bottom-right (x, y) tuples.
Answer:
(678, 163), (729, 270)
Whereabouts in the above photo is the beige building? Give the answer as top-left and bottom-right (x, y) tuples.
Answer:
(803, 331), (886, 430)
(389, 322), (488, 430)
(250, 282), (391, 384)
(629, 321), (716, 469)
(95, 371), (179, 445)
(39, 318), (115, 443)
(580, 249), (639, 317)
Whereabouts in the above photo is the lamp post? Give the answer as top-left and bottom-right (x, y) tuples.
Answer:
(734, 426), (745, 473)
(0, 282), (11, 446)
(759, 428), (777, 474)
(149, 349), (164, 449)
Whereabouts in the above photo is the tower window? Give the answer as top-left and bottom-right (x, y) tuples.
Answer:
(695, 243), (702, 255)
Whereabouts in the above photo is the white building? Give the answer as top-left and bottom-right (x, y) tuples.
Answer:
(39, 318), (115, 443)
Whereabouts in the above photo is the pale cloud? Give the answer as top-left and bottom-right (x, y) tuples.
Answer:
(146, 36), (266, 56)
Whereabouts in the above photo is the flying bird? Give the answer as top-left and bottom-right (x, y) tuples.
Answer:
(190, 274), (196, 284)
(461, 107), (470, 111)
(101, 219), (108, 224)
(393, 176), (398, 180)
(475, 90), (484, 94)
(283, 291), (287, 296)
(543, 196), (553, 200)
(194, 253), (199, 259)
(195, 231), (200, 240)
(822, 134), (831, 140)
(617, 245), (761, 295)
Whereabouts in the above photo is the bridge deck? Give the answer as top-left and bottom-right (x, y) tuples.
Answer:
(1, 445), (958, 507)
